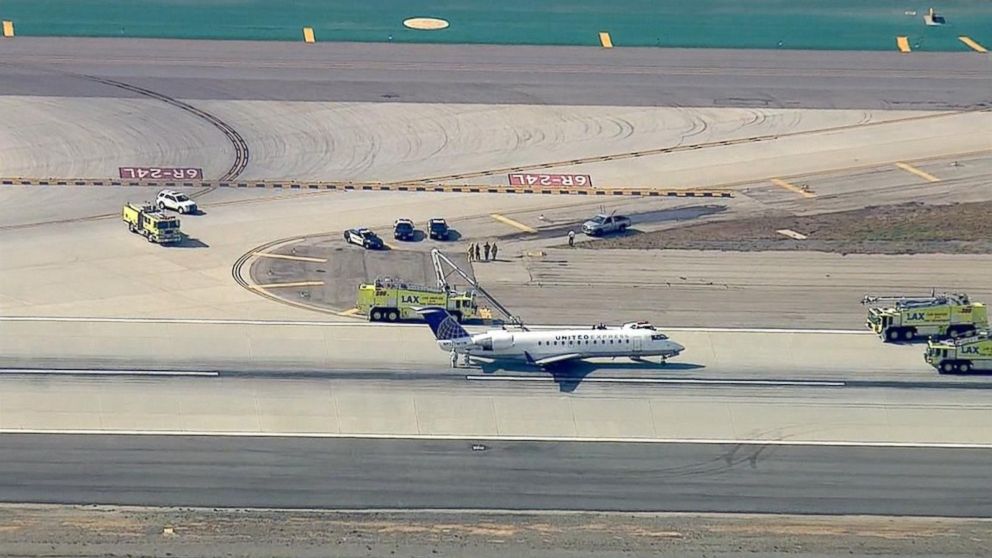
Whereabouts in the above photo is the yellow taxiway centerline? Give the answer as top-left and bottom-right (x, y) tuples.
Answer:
(252, 252), (327, 263)
(770, 178), (815, 198)
(490, 213), (538, 233)
(894, 162), (940, 183)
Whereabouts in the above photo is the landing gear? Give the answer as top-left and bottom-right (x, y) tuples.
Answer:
(450, 350), (458, 368)
(462, 353), (472, 366)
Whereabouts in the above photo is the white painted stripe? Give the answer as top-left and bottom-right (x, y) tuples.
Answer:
(0, 369), (218, 377)
(465, 375), (846, 387)
(1, 428), (989, 449)
(0, 316), (866, 334)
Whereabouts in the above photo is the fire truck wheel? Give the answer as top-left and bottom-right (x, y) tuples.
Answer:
(940, 361), (956, 374)
(387, 310), (399, 322)
(886, 329), (900, 342)
(901, 329), (914, 341)
(959, 362), (972, 373)
(370, 309), (382, 321)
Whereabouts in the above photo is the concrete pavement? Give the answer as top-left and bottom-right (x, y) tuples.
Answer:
(1, 370), (991, 445)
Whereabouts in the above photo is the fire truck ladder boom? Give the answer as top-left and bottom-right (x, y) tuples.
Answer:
(862, 291), (969, 308)
(431, 248), (525, 327)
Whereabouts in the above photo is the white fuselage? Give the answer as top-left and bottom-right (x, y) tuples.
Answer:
(437, 325), (684, 363)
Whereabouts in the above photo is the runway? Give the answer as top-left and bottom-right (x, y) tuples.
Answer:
(0, 433), (989, 516)
(2, 38), (989, 109)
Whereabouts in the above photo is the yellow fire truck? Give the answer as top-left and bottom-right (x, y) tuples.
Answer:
(356, 279), (481, 322)
(862, 292), (987, 342)
(122, 202), (183, 244)
(925, 332), (992, 374)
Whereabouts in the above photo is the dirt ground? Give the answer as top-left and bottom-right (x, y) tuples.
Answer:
(583, 202), (992, 254)
(0, 505), (989, 558)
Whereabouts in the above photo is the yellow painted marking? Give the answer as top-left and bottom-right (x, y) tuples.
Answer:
(340, 307), (361, 316)
(490, 213), (538, 233)
(303, 27), (315, 43)
(404, 17), (449, 30)
(2, 20), (13, 38)
(599, 32), (613, 48)
(894, 162), (940, 183)
(959, 36), (988, 53)
(896, 36), (911, 53)
(252, 252), (327, 263)
(770, 178), (815, 198)
(252, 280), (324, 289)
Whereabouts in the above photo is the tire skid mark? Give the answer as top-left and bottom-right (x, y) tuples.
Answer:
(78, 74), (250, 182)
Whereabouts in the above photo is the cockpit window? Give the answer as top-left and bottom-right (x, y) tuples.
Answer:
(651, 333), (668, 340)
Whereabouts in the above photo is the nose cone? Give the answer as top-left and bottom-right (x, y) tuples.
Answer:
(671, 342), (685, 354)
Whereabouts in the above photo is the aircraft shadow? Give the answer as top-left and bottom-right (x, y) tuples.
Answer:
(474, 359), (706, 393)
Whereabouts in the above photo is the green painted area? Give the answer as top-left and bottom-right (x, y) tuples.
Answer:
(1, 1), (990, 51)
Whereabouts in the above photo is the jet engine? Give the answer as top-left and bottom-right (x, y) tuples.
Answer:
(475, 331), (514, 351)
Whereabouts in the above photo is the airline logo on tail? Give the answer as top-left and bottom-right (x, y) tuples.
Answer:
(419, 307), (471, 341)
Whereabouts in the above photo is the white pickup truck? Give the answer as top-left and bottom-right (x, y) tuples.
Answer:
(581, 213), (631, 236)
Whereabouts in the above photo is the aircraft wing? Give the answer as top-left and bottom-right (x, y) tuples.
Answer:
(526, 352), (583, 367)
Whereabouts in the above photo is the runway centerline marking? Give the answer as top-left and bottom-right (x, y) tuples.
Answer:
(959, 36), (988, 53)
(2, 429), (990, 449)
(490, 213), (538, 233)
(894, 162), (940, 183)
(252, 252), (327, 263)
(897, 36), (911, 53)
(251, 280), (324, 289)
(0, 369), (218, 377)
(465, 375), (846, 387)
(770, 178), (815, 198)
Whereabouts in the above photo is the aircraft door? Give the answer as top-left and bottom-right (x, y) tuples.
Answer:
(632, 336), (643, 353)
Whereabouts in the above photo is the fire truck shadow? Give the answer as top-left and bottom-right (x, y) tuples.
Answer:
(174, 237), (210, 248)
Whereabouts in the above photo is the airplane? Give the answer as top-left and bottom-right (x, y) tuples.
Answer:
(418, 307), (684, 368)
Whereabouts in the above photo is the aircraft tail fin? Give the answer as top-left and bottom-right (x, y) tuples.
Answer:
(417, 307), (471, 340)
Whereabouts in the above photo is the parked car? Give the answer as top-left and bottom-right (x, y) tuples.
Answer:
(428, 218), (450, 240)
(393, 218), (416, 240)
(156, 189), (198, 214)
(581, 213), (631, 236)
(344, 228), (384, 249)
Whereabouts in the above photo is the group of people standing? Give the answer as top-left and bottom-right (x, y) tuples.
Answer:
(467, 241), (498, 262)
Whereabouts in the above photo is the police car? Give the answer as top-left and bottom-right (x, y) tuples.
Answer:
(156, 190), (198, 214)
(428, 218), (450, 240)
(393, 218), (416, 240)
(344, 228), (384, 250)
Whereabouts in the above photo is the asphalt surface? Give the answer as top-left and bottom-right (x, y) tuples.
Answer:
(0, 434), (989, 516)
(1, 38), (989, 109)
